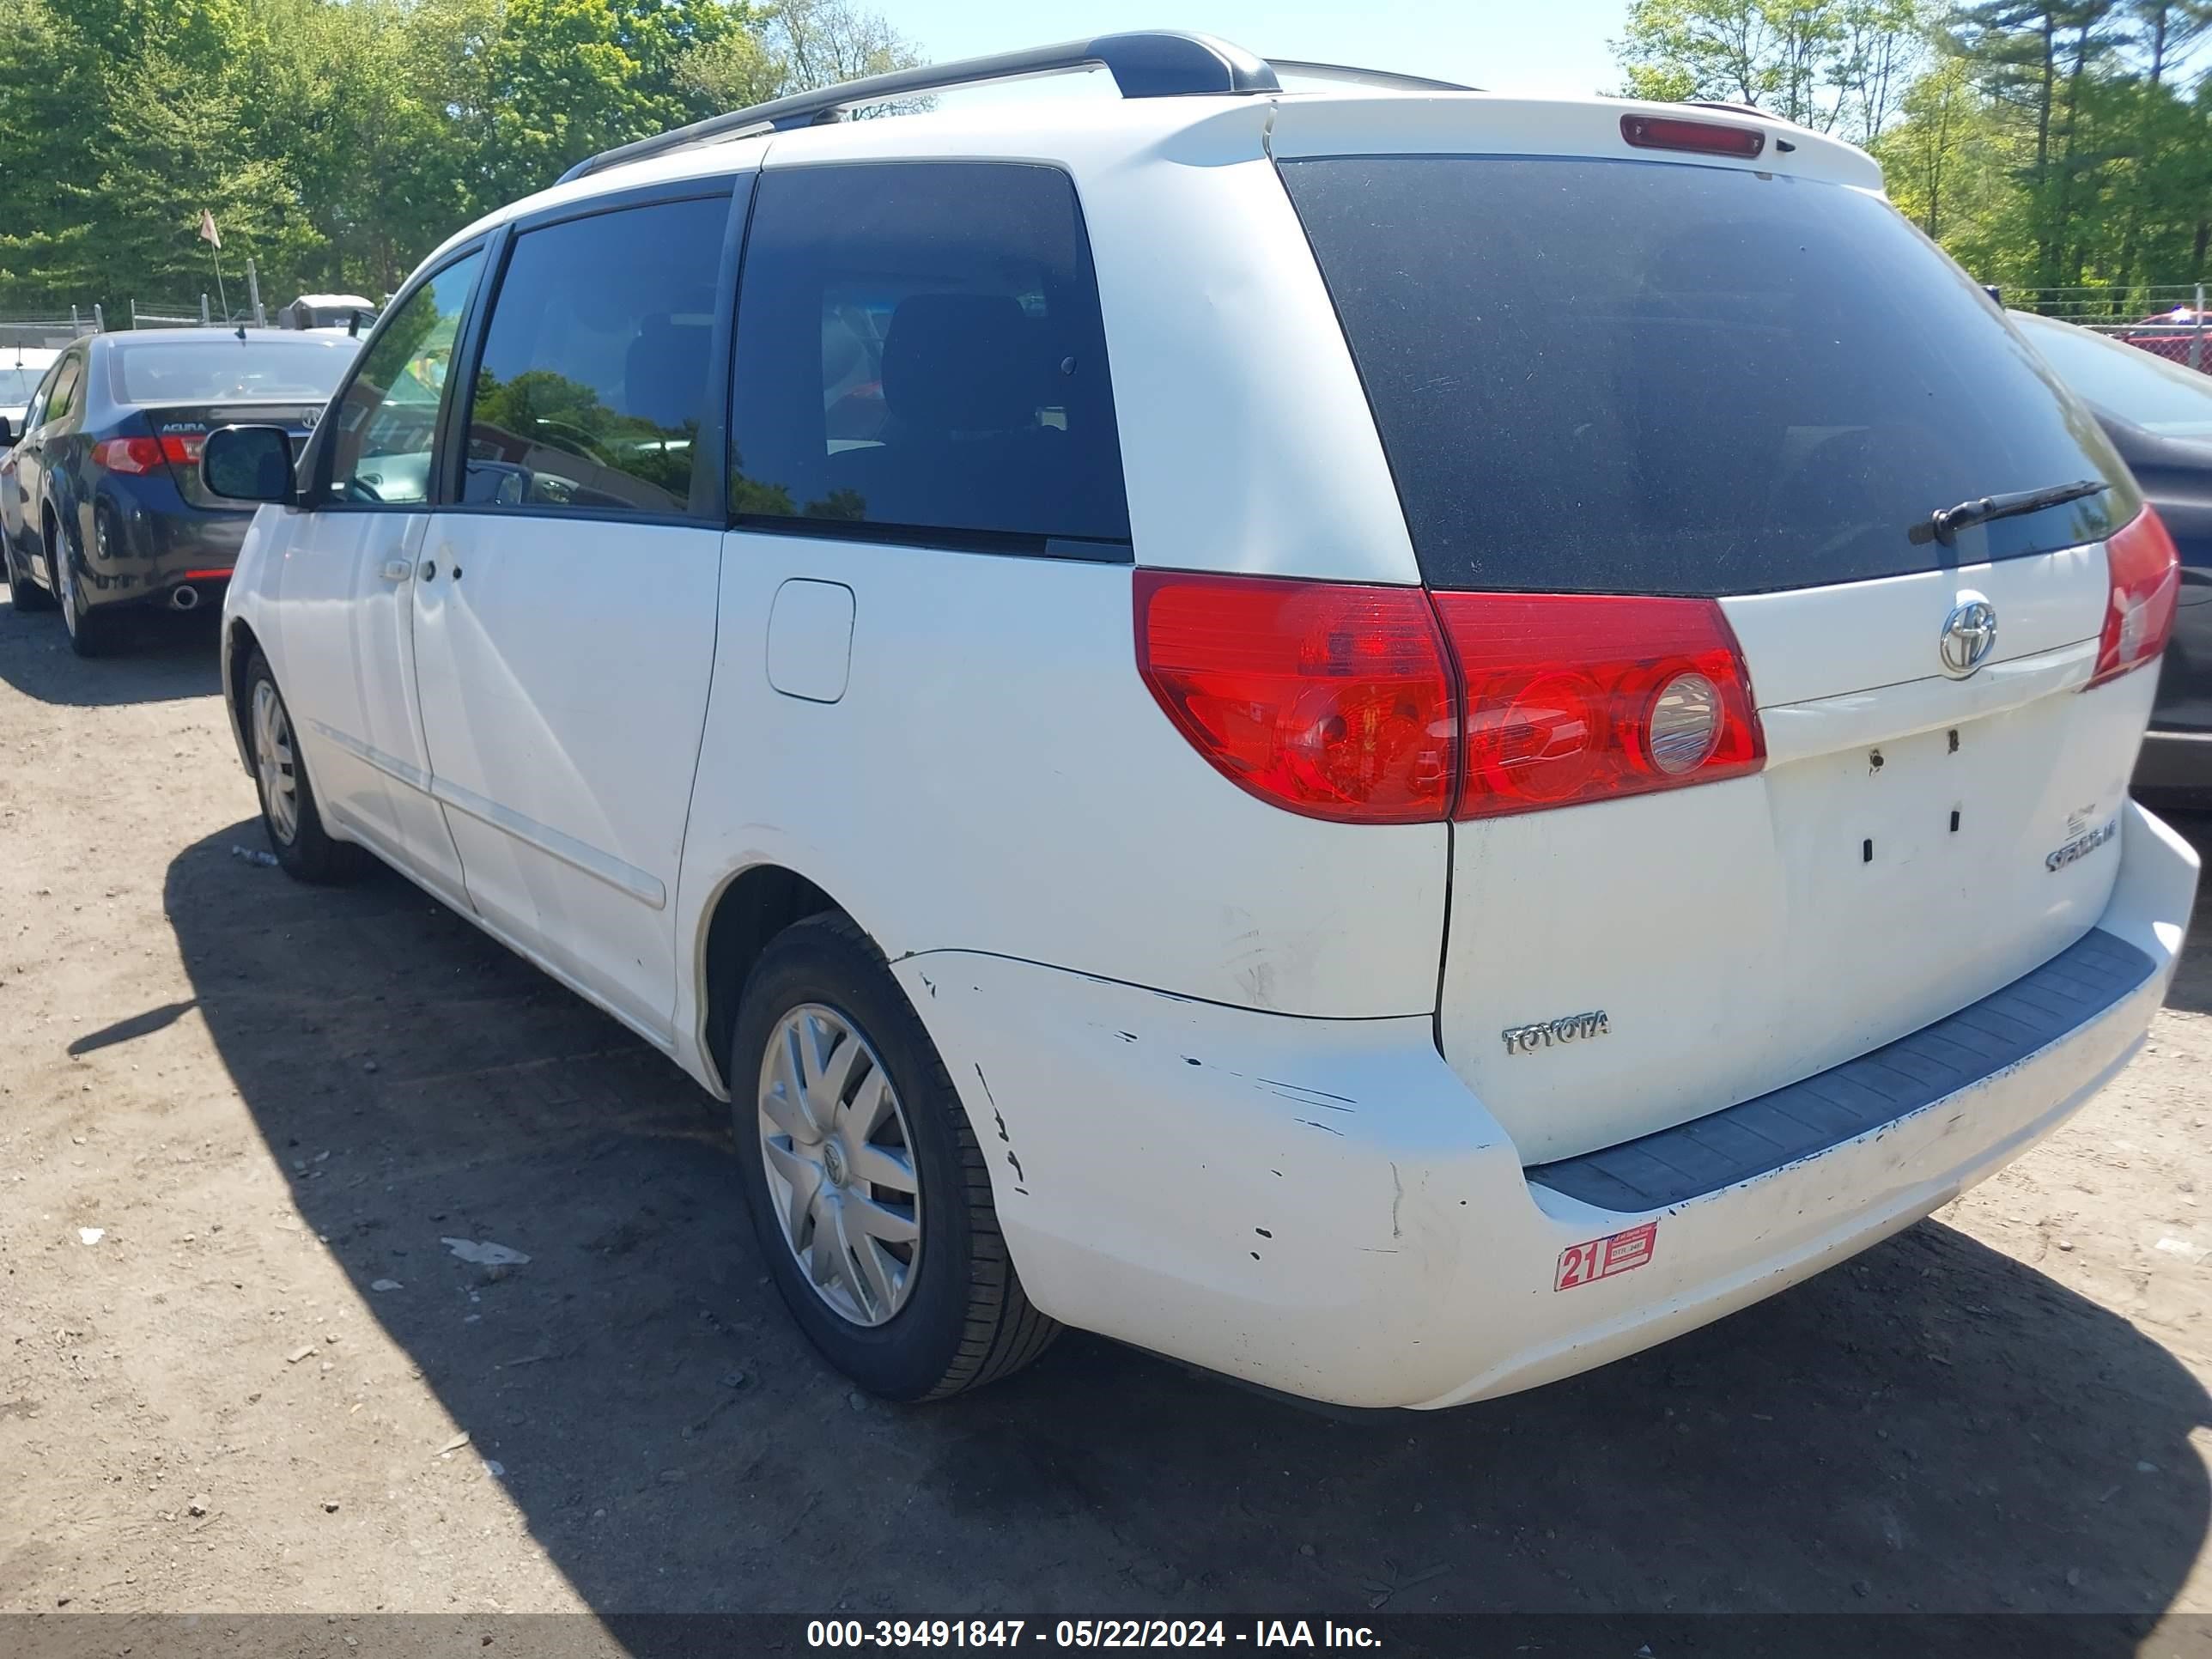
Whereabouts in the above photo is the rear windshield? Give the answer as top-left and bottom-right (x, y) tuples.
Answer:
(1279, 155), (2137, 595)
(0, 366), (41, 404)
(112, 339), (349, 404)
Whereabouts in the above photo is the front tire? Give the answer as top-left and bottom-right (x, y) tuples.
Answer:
(244, 650), (368, 884)
(730, 913), (1059, 1400)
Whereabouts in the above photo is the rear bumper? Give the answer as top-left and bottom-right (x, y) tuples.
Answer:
(897, 799), (2198, 1410)
(2135, 728), (2212, 801)
(82, 477), (248, 610)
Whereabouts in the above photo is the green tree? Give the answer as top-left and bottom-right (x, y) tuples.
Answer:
(0, 0), (921, 319)
(1613, 0), (1926, 133)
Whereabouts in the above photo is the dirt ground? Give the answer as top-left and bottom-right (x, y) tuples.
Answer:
(5, 594), (2212, 1644)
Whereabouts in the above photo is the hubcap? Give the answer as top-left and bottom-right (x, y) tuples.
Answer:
(252, 680), (301, 845)
(756, 1004), (921, 1328)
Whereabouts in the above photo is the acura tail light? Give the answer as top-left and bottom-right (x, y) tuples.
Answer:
(1433, 592), (1764, 817)
(1135, 573), (1765, 823)
(1134, 571), (1456, 823)
(92, 436), (164, 474)
(160, 434), (205, 467)
(2086, 505), (2179, 690)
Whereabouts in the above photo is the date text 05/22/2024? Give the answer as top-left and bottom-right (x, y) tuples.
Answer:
(805, 1620), (1383, 1650)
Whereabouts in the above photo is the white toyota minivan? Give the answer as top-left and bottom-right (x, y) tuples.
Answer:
(206, 33), (2199, 1409)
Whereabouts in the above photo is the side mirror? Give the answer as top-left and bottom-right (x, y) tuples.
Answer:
(0, 416), (15, 448)
(203, 424), (295, 505)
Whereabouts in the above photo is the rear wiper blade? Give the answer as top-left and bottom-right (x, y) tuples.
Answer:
(1910, 478), (2107, 546)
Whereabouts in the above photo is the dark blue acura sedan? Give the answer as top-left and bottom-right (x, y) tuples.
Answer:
(0, 328), (352, 655)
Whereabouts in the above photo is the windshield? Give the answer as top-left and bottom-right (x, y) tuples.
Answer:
(0, 366), (42, 404)
(1279, 155), (2136, 594)
(2013, 310), (2212, 439)
(113, 338), (349, 404)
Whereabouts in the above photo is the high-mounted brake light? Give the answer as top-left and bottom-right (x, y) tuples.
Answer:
(2086, 505), (2180, 690)
(1433, 592), (1764, 818)
(92, 436), (164, 475)
(1620, 112), (1766, 160)
(1134, 571), (1456, 824)
(1135, 575), (1765, 824)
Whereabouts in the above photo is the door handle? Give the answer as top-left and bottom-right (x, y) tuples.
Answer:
(380, 558), (413, 581)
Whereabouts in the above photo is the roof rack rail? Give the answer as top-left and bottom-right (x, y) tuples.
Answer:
(1267, 60), (1477, 93)
(558, 30), (1280, 185)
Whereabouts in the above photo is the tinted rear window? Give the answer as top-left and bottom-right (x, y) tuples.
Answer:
(1279, 155), (2136, 594)
(114, 339), (350, 404)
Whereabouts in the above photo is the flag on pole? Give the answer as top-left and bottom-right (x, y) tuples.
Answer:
(198, 209), (221, 250)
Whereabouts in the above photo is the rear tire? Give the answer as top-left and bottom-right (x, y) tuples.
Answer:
(52, 513), (111, 657)
(244, 649), (368, 884)
(4, 529), (52, 612)
(730, 912), (1059, 1400)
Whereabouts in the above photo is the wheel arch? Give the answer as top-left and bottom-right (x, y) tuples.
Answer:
(222, 617), (263, 775)
(695, 861), (846, 1097)
(39, 483), (87, 580)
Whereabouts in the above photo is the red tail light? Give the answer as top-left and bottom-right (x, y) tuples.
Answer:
(160, 434), (205, 467)
(92, 436), (164, 474)
(2086, 505), (2179, 690)
(1135, 574), (1765, 823)
(1134, 571), (1456, 823)
(1620, 112), (1766, 160)
(1435, 592), (1764, 817)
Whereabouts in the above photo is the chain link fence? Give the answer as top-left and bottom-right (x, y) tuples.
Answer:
(129, 295), (264, 328)
(0, 307), (103, 347)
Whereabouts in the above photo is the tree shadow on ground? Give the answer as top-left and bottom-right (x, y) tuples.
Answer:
(0, 588), (219, 708)
(156, 819), (2210, 1651)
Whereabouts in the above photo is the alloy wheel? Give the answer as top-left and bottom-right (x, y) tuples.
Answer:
(755, 1003), (923, 1327)
(54, 527), (81, 637)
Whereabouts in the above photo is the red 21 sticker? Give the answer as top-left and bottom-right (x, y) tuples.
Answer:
(1554, 1220), (1658, 1291)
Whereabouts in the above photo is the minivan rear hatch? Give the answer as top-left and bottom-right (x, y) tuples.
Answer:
(1274, 100), (2154, 1164)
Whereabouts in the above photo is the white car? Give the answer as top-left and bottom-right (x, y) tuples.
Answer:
(203, 32), (2198, 1408)
(0, 344), (59, 444)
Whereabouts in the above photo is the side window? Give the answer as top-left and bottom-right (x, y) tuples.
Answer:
(21, 360), (61, 433)
(327, 251), (483, 506)
(41, 352), (84, 427)
(729, 162), (1130, 550)
(460, 193), (731, 517)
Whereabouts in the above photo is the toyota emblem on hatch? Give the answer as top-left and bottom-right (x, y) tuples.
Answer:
(1939, 591), (1998, 679)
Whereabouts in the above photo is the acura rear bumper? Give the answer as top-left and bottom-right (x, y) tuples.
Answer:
(80, 478), (249, 611)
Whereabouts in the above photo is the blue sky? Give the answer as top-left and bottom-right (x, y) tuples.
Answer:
(884, 0), (1636, 100)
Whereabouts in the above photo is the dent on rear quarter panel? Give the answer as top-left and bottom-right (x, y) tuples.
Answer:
(674, 533), (1451, 1028)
